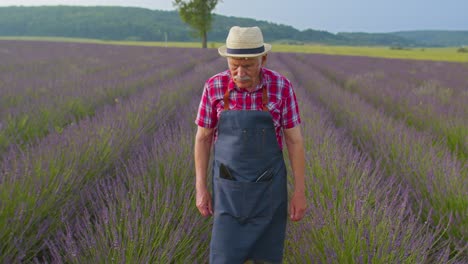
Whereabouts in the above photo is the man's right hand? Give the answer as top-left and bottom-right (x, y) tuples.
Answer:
(196, 187), (213, 217)
(194, 126), (214, 217)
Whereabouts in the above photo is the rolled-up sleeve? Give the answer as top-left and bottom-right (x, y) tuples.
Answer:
(195, 82), (218, 128)
(282, 82), (301, 129)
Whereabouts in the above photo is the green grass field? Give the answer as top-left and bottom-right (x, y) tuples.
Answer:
(1, 36), (467, 62)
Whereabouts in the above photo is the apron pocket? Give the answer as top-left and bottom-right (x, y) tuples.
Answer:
(214, 177), (273, 221)
(242, 180), (272, 219)
(214, 177), (243, 219)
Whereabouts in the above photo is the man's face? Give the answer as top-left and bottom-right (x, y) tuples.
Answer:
(228, 56), (266, 89)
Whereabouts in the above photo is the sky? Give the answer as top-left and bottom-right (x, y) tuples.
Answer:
(0, 0), (467, 33)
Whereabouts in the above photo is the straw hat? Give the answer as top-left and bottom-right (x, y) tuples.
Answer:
(218, 26), (272, 57)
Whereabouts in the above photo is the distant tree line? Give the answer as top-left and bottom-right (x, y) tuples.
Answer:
(0, 6), (192, 41)
(1, 6), (467, 47)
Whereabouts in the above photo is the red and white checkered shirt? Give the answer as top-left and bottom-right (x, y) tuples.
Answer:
(195, 67), (301, 149)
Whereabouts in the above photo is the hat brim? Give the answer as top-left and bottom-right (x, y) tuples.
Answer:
(218, 43), (272, 57)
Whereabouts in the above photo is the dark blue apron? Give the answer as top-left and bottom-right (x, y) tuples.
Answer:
(210, 86), (288, 263)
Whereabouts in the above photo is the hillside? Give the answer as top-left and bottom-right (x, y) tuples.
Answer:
(0, 6), (466, 47)
(392, 30), (468, 47)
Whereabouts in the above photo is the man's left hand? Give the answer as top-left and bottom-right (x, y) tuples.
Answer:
(289, 190), (307, 221)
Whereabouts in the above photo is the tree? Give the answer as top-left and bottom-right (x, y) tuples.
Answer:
(173, 0), (220, 48)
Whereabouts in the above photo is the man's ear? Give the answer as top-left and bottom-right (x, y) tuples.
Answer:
(261, 54), (268, 67)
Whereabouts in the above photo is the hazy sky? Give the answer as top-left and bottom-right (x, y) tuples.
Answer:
(1, 0), (467, 33)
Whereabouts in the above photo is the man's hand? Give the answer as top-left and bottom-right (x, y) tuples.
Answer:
(194, 126), (214, 217)
(284, 126), (307, 222)
(289, 190), (307, 221)
(196, 186), (213, 217)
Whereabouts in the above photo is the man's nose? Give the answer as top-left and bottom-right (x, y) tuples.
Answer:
(237, 66), (246, 76)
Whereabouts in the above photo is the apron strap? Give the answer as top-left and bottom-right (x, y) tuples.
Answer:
(223, 87), (230, 111)
(262, 86), (268, 111)
(223, 86), (269, 112)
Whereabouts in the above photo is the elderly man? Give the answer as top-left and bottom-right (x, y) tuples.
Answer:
(194, 26), (306, 263)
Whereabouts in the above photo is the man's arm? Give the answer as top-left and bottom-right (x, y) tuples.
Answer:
(284, 126), (307, 221)
(194, 126), (214, 217)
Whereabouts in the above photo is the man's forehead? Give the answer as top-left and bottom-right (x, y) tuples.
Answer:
(228, 56), (259, 61)
(227, 57), (262, 67)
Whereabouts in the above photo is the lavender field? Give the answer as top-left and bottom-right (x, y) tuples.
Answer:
(0, 40), (466, 263)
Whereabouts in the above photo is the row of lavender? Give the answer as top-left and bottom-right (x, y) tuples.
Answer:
(0, 41), (215, 155)
(0, 41), (225, 262)
(295, 53), (468, 159)
(45, 80), (211, 263)
(269, 57), (453, 263)
(277, 53), (466, 260)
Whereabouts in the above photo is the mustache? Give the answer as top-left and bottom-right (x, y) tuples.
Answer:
(233, 75), (252, 82)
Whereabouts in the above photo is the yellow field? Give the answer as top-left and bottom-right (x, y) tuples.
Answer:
(272, 44), (468, 63)
(1, 36), (467, 63)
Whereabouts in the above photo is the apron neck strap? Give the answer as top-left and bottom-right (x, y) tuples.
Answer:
(224, 85), (268, 112)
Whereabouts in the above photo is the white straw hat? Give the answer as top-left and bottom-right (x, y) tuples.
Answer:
(218, 26), (272, 57)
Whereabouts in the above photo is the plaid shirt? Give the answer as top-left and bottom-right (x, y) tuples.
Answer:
(195, 67), (301, 149)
